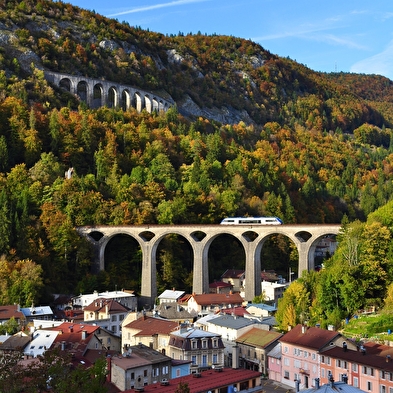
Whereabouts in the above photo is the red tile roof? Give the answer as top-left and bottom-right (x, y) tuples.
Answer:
(220, 269), (244, 279)
(83, 298), (129, 313)
(209, 281), (233, 289)
(217, 306), (250, 317)
(124, 316), (179, 336)
(191, 293), (244, 306)
(279, 324), (340, 350)
(124, 368), (261, 393)
(0, 305), (25, 321)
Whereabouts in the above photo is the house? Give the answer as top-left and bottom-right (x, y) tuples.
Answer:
(83, 298), (130, 336)
(209, 280), (233, 294)
(196, 314), (271, 341)
(196, 313), (272, 368)
(122, 315), (179, 354)
(169, 325), (225, 369)
(186, 293), (244, 316)
(125, 367), (263, 393)
(21, 305), (53, 322)
(72, 289), (137, 311)
(319, 340), (393, 393)
(235, 327), (282, 375)
(0, 332), (31, 355)
(50, 322), (104, 359)
(109, 343), (172, 391)
(246, 303), (277, 317)
(23, 328), (59, 358)
(267, 342), (282, 381)
(158, 289), (185, 304)
(278, 324), (356, 390)
(261, 281), (288, 304)
(170, 359), (192, 379)
(154, 302), (195, 324)
(220, 269), (244, 292)
(94, 326), (122, 352)
(0, 305), (26, 327)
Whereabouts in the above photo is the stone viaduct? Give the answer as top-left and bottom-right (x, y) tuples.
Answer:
(77, 224), (341, 307)
(44, 71), (174, 112)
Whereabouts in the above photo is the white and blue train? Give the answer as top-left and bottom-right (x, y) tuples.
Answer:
(220, 217), (283, 225)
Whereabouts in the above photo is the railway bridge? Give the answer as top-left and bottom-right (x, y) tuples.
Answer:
(44, 71), (174, 112)
(77, 224), (341, 306)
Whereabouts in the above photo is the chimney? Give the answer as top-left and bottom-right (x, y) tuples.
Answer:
(329, 373), (334, 387)
(387, 355), (391, 362)
(232, 344), (239, 369)
(343, 341), (347, 351)
(301, 325), (307, 334)
(315, 378), (320, 389)
(82, 330), (87, 340)
(61, 341), (66, 351)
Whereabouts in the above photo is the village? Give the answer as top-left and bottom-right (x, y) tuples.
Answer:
(0, 267), (392, 393)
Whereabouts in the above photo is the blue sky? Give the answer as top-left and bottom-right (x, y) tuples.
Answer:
(70, 0), (393, 80)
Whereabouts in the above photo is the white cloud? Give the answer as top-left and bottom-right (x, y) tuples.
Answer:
(350, 40), (393, 80)
(108, 0), (210, 17)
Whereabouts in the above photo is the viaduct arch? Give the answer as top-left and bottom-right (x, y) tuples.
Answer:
(77, 224), (341, 307)
(44, 71), (174, 112)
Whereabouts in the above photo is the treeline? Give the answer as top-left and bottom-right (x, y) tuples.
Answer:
(1, 88), (393, 300)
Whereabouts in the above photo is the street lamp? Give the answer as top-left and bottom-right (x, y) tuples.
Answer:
(289, 267), (295, 283)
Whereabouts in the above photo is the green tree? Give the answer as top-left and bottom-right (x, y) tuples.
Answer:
(175, 380), (190, 393)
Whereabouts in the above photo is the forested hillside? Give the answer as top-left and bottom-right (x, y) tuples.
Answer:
(1, 0), (393, 306)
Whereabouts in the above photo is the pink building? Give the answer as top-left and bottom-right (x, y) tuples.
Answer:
(278, 325), (354, 390)
(321, 340), (393, 393)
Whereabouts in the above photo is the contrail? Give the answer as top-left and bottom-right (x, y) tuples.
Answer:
(108, 0), (210, 17)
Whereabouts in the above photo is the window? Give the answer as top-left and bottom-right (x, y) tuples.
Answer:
(192, 355), (197, 365)
(131, 372), (135, 380)
(192, 341), (197, 349)
(213, 354), (218, 364)
(321, 369), (325, 378)
(381, 385), (386, 393)
(284, 371), (289, 379)
(202, 340), (207, 349)
(284, 346), (288, 353)
(202, 355), (207, 366)
(111, 315), (117, 322)
(367, 381), (372, 391)
(352, 363), (358, 372)
(144, 370), (147, 377)
(162, 366), (168, 375)
(213, 339), (218, 348)
(119, 314), (124, 321)
(353, 377), (358, 388)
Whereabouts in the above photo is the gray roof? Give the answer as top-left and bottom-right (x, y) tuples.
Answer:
(302, 381), (366, 393)
(267, 342), (281, 359)
(246, 303), (277, 312)
(171, 327), (220, 339)
(208, 315), (262, 330)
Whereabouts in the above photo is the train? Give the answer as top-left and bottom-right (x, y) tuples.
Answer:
(220, 217), (283, 225)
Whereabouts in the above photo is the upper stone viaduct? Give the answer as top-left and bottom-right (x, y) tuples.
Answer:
(77, 223), (341, 307)
(44, 71), (174, 112)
